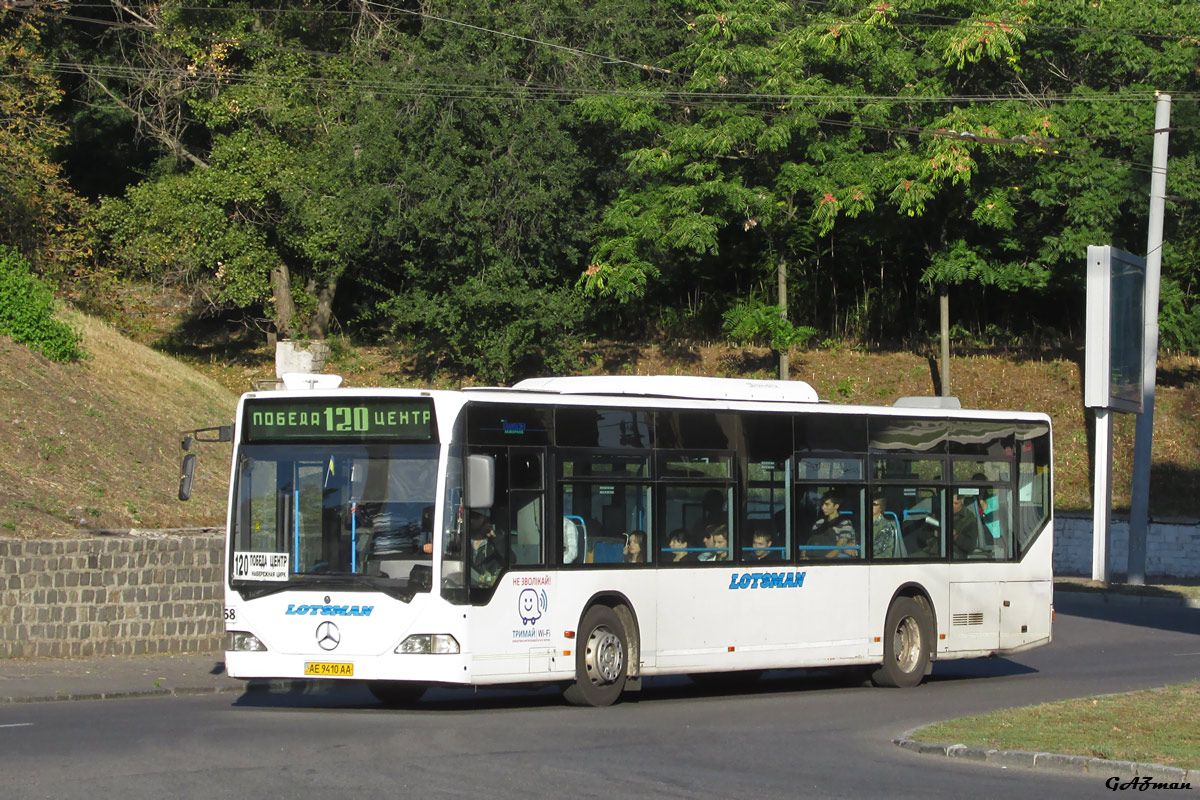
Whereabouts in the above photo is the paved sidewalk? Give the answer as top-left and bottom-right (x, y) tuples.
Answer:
(0, 652), (252, 704)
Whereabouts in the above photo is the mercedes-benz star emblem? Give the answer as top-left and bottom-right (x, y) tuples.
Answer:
(315, 621), (341, 651)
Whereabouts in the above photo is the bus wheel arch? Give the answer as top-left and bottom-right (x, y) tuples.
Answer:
(563, 594), (639, 707)
(873, 586), (935, 688)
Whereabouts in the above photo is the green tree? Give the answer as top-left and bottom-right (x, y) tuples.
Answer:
(576, 0), (1200, 361)
(0, 1), (88, 277)
(84, 1), (379, 339)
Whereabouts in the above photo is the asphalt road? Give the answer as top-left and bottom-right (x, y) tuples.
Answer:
(1, 597), (1197, 800)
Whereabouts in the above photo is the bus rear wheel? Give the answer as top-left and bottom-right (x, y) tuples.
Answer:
(872, 596), (931, 688)
(368, 680), (426, 707)
(563, 605), (628, 707)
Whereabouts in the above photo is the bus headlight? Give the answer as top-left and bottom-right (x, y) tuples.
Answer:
(396, 634), (460, 655)
(228, 631), (267, 652)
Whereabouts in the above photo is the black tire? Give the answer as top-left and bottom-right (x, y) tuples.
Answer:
(563, 605), (629, 707)
(367, 680), (426, 706)
(872, 596), (932, 688)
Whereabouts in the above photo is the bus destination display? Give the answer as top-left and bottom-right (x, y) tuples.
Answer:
(244, 398), (435, 442)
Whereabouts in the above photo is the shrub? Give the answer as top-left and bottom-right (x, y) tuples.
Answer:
(379, 263), (583, 384)
(0, 245), (86, 362)
(722, 300), (817, 352)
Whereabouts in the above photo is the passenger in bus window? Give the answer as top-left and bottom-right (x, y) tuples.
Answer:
(871, 494), (899, 558)
(664, 528), (694, 563)
(748, 528), (779, 562)
(951, 492), (980, 558)
(805, 490), (856, 559)
(699, 523), (730, 561)
(563, 517), (581, 564)
(624, 530), (647, 563)
(468, 510), (505, 586)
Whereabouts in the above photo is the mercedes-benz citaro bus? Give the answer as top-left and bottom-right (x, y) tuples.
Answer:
(208, 372), (1052, 707)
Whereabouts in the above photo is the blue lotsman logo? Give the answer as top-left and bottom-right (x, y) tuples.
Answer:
(727, 572), (806, 590)
(285, 604), (374, 617)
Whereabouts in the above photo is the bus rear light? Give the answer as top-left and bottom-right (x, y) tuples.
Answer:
(228, 631), (266, 652)
(396, 634), (460, 655)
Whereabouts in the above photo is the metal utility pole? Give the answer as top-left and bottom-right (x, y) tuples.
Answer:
(1127, 93), (1171, 585)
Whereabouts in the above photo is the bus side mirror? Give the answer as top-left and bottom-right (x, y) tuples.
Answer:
(178, 453), (197, 501)
(465, 454), (494, 509)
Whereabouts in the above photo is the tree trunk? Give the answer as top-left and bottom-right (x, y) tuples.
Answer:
(777, 252), (789, 381)
(306, 275), (338, 340)
(939, 285), (951, 396)
(271, 265), (297, 340)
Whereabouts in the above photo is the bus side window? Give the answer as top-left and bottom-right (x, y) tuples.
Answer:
(797, 484), (863, 560)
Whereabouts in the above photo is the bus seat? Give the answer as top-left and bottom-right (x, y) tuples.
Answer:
(591, 540), (625, 564)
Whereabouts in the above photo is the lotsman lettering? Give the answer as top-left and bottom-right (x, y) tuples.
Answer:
(726, 572), (808, 590)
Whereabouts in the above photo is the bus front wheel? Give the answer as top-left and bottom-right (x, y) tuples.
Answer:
(872, 596), (931, 688)
(563, 605), (628, 707)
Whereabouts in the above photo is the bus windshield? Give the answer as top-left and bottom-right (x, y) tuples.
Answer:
(231, 443), (439, 597)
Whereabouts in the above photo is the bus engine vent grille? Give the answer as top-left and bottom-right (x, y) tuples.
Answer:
(952, 612), (985, 626)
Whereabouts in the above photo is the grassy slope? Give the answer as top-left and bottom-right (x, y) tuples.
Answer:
(0, 311), (236, 536)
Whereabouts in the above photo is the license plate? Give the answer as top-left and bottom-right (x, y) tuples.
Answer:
(304, 661), (354, 677)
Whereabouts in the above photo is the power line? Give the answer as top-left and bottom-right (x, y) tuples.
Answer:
(24, 57), (1198, 110)
(48, 1), (1200, 42)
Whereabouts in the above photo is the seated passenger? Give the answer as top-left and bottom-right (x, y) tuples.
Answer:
(871, 494), (899, 558)
(805, 490), (856, 559)
(467, 510), (505, 587)
(747, 529), (779, 562)
(698, 523), (730, 561)
(563, 517), (582, 564)
(664, 527), (695, 563)
(951, 492), (980, 558)
(624, 530), (647, 563)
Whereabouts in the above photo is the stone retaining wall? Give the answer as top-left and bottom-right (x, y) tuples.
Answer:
(1054, 514), (1200, 578)
(0, 531), (224, 659)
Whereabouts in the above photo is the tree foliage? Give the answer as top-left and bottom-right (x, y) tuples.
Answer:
(0, 1), (89, 278)
(6, 0), (1200, 379)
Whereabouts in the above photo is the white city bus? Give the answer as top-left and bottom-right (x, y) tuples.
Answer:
(214, 373), (1053, 707)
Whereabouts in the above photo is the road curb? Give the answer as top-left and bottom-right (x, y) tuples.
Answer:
(1055, 588), (1200, 610)
(894, 735), (1195, 784)
(0, 679), (316, 705)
